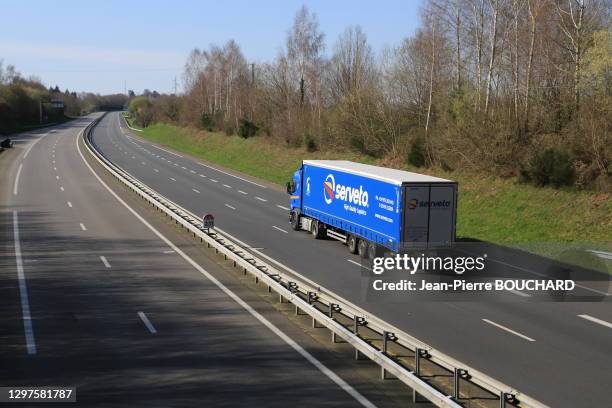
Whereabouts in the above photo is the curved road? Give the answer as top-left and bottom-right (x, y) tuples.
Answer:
(0, 115), (403, 407)
(90, 112), (612, 408)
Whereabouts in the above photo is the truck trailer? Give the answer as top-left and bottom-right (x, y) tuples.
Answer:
(286, 160), (458, 258)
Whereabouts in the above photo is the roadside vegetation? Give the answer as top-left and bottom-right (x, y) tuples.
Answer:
(135, 122), (612, 250)
(0, 60), (127, 134)
(125, 2), (610, 253)
(129, 2), (610, 194)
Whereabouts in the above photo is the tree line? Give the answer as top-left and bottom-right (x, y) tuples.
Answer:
(0, 61), (128, 134)
(136, 1), (610, 190)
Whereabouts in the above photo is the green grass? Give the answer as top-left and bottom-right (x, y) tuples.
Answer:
(136, 123), (612, 256)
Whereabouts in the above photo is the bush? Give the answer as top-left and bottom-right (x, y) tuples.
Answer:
(239, 119), (258, 138)
(407, 136), (426, 167)
(524, 148), (573, 188)
(224, 124), (235, 136)
(200, 113), (213, 131)
(304, 133), (317, 152)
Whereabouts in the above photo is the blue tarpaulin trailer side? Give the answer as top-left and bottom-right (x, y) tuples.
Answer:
(287, 160), (457, 256)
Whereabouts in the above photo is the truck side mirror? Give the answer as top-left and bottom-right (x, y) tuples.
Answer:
(286, 182), (292, 194)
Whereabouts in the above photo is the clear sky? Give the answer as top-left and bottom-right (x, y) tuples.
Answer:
(0, 0), (423, 95)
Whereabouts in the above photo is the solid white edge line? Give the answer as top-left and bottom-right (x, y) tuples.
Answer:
(23, 132), (46, 159)
(577, 314), (612, 329)
(13, 163), (23, 196)
(76, 122), (376, 408)
(347, 259), (372, 271)
(508, 289), (531, 298)
(147, 143), (183, 157)
(482, 319), (536, 342)
(272, 225), (288, 234)
(13, 211), (37, 355)
(99, 256), (111, 268)
(138, 312), (157, 334)
(197, 161), (268, 188)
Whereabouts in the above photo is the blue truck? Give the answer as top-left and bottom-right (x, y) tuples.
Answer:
(286, 160), (458, 258)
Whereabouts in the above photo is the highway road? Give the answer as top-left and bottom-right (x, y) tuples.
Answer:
(88, 111), (612, 407)
(0, 116), (414, 407)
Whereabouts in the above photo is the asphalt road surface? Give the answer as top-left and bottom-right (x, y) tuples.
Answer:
(0, 115), (414, 407)
(88, 112), (612, 407)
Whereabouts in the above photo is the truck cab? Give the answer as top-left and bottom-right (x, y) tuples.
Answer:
(287, 168), (303, 230)
(287, 168), (302, 211)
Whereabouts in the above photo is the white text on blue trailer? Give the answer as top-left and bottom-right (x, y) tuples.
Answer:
(287, 160), (458, 258)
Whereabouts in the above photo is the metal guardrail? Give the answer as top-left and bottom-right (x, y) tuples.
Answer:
(83, 114), (548, 408)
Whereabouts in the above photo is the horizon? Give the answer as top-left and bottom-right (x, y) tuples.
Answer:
(1, 0), (423, 95)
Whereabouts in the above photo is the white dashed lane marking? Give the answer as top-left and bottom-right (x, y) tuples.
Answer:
(99, 256), (111, 268)
(578, 314), (612, 329)
(482, 319), (535, 342)
(272, 225), (288, 234)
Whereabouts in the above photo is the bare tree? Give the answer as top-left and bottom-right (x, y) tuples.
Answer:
(484, 0), (502, 117)
(555, 0), (605, 111)
(287, 5), (325, 107)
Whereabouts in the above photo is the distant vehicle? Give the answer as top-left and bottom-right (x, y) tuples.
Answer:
(1, 138), (13, 148)
(287, 160), (458, 258)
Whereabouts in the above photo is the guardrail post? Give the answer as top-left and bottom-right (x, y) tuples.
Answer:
(412, 347), (422, 402)
(453, 368), (460, 400)
(381, 331), (389, 379)
(354, 316), (361, 360)
(329, 304), (336, 343)
(499, 392), (506, 408)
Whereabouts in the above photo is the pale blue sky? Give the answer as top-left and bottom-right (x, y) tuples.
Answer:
(0, 0), (423, 94)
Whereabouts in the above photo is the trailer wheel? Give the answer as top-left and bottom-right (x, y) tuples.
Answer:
(289, 212), (300, 231)
(358, 239), (369, 258)
(347, 235), (358, 254)
(368, 243), (380, 260)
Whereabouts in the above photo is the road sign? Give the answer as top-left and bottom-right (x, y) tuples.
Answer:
(203, 213), (215, 230)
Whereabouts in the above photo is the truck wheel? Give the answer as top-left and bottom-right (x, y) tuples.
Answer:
(311, 221), (324, 239)
(358, 239), (369, 258)
(368, 243), (380, 260)
(289, 212), (300, 230)
(347, 235), (358, 254)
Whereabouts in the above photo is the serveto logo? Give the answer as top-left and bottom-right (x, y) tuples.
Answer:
(408, 198), (451, 209)
(323, 173), (369, 208)
(323, 174), (335, 204)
